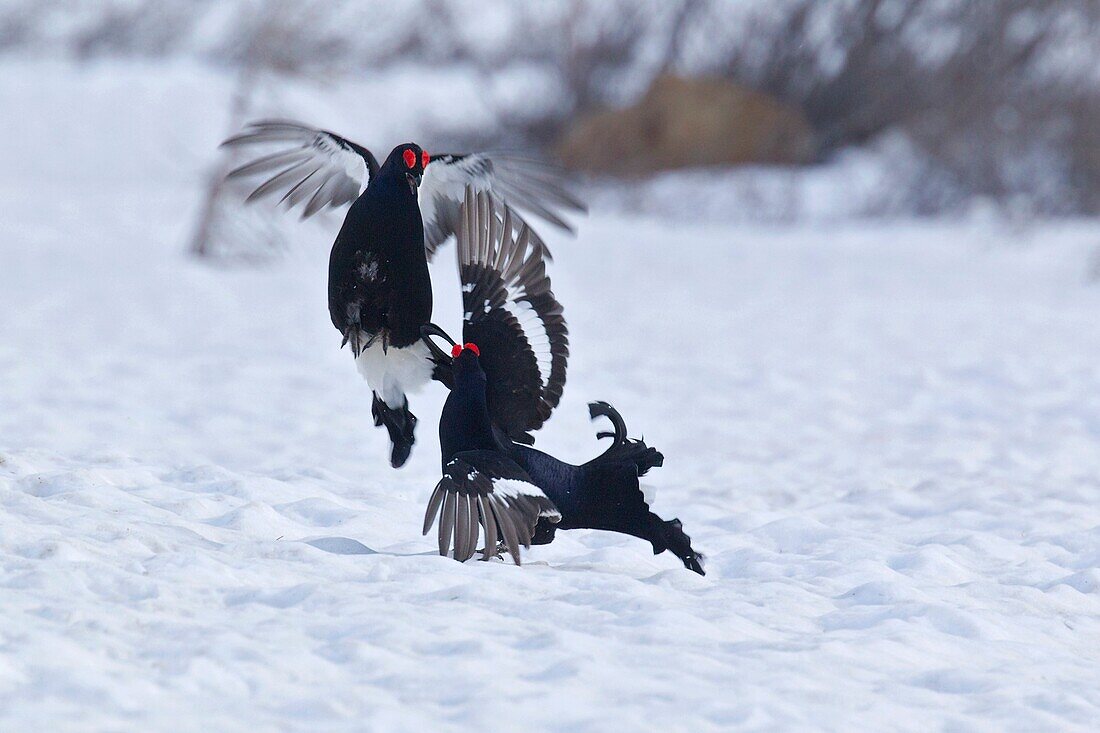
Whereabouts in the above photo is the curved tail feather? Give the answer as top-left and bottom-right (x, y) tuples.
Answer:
(587, 401), (663, 476)
(570, 401), (702, 574)
(589, 400), (627, 446)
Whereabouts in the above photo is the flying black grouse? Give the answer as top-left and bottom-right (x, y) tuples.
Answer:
(222, 120), (583, 467)
(421, 189), (704, 575)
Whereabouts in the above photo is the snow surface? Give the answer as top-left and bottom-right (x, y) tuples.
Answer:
(3, 62), (1100, 732)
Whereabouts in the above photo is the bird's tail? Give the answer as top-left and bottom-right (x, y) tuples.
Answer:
(575, 402), (704, 575)
(586, 401), (664, 476)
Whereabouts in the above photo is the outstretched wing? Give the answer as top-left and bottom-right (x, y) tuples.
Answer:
(422, 450), (560, 564)
(457, 187), (569, 444)
(420, 152), (585, 260)
(222, 119), (585, 260)
(221, 120), (378, 219)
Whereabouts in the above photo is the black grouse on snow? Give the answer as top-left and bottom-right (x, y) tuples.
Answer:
(420, 189), (704, 575)
(222, 120), (584, 467)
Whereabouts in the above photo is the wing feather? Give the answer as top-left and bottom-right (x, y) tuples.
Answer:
(422, 451), (558, 565)
(419, 152), (585, 261)
(454, 188), (569, 442)
(245, 159), (314, 202)
(279, 167), (323, 208)
(422, 484), (446, 536)
(479, 494), (498, 560)
(492, 497), (523, 566)
(222, 120), (583, 260)
(221, 120), (377, 219)
(303, 173), (344, 219)
(465, 493), (481, 562)
(227, 149), (312, 179)
(439, 488), (456, 557)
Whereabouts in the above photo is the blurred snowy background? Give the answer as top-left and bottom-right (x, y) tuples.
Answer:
(2, 2), (1100, 731)
(4, 0), (1100, 235)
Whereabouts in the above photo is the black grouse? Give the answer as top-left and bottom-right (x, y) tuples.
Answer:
(421, 189), (704, 575)
(222, 120), (583, 467)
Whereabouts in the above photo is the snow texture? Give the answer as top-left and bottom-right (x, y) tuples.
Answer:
(2, 61), (1100, 732)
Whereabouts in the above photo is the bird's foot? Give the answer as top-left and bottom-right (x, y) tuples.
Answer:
(477, 546), (507, 563)
(371, 395), (384, 427)
(371, 394), (417, 468)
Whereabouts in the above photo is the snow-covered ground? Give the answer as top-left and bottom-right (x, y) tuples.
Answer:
(2, 62), (1100, 732)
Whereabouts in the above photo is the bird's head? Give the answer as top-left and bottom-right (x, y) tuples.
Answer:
(385, 143), (430, 194)
(450, 341), (485, 387)
(450, 341), (481, 363)
(420, 325), (484, 383)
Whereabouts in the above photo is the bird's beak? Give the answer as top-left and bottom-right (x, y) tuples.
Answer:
(406, 171), (422, 194)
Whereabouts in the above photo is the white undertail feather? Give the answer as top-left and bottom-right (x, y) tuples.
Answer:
(493, 479), (562, 520)
(355, 340), (433, 408)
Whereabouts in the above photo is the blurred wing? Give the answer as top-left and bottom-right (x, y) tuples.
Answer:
(221, 119), (379, 219)
(457, 187), (569, 444)
(420, 152), (586, 260)
(422, 450), (560, 564)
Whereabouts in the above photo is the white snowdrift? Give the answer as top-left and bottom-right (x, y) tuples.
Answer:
(1, 62), (1099, 732)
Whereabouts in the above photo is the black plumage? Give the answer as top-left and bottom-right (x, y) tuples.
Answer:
(422, 190), (704, 574)
(221, 120), (583, 468)
(327, 144), (431, 353)
(451, 190), (568, 443)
